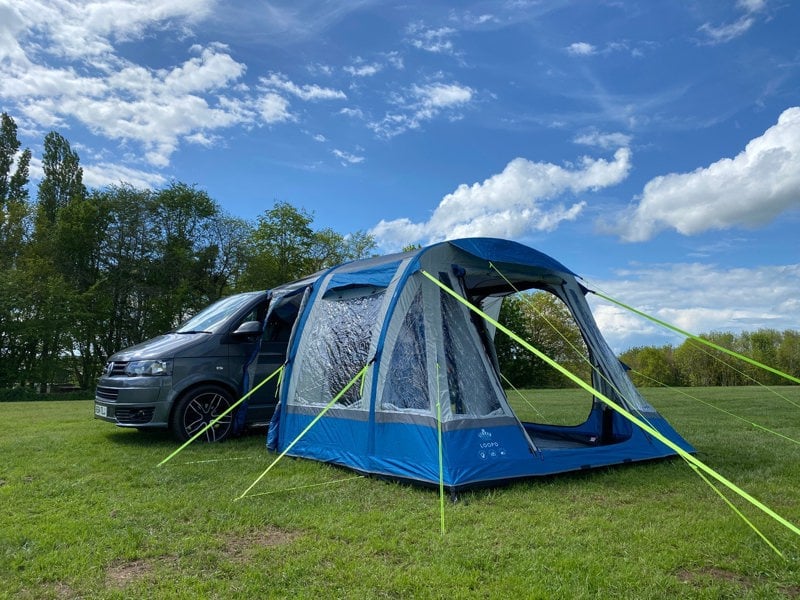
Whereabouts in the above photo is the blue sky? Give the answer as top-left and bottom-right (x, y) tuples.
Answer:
(1, 0), (799, 350)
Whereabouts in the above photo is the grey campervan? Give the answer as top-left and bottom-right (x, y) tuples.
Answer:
(94, 291), (288, 441)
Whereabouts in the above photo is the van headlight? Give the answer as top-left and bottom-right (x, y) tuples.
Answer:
(125, 359), (172, 376)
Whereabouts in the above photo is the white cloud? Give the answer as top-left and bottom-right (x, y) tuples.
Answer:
(698, 17), (755, 44)
(258, 73), (347, 101)
(1, 3), (354, 170)
(369, 82), (474, 138)
(344, 59), (382, 77)
(31, 149), (166, 189)
(257, 93), (293, 124)
(566, 40), (647, 59)
(416, 82), (472, 108)
(340, 107), (365, 119)
(406, 22), (457, 54)
(471, 14), (496, 26)
(574, 129), (632, 150)
(0, 4), (262, 168)
(371, 148), (631, 250)
(0, 3), (28, 64)
(0, 1), (498, 179)
(610, 107), (800, 242)
(698, 0), (767, 44)
(162, 44), (244, 94)
(737, 0), (766, 11)
(385, 51), (404, 70)
(3, 44), (252, 167)
(307, 63), (334, 77)
(5, 0), (212, 61)
(185, 132), (217, 147)
(345, 64), (380, 77)
(81, 162), (168, 189)
(566, 42), (596, 56)
(332, 148), (365, 165)
(586, 262), (800, 351)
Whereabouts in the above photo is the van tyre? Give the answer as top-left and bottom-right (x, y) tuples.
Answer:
(170, 385), (235, 442)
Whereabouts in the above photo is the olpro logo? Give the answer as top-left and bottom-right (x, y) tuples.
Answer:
(477, 427), (506, 459)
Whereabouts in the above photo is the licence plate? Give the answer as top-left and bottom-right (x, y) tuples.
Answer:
(94, 403), (108, 417)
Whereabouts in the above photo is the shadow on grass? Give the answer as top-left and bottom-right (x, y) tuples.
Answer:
(103, 428), (174, 446)
(102, 425), (268, 447)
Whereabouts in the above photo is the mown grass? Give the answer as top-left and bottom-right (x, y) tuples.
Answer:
(1, 387), (799, 599)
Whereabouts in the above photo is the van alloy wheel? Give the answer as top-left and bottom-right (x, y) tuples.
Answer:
(170, 385), (234, 442)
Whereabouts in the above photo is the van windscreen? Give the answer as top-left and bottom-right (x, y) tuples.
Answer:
(175, 292), (263, 334)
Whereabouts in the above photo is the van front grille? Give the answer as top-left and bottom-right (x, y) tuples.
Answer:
(96, 386), (119, 401)
(104, 361), (128, 376)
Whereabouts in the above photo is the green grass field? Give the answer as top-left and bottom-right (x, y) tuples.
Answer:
(2, 387), (799, 599)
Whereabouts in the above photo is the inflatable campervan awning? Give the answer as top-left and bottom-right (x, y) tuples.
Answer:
(265, 238), (694, 491)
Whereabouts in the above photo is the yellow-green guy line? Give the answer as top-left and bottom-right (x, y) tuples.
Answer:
(239, 475), (364, 499)
(688, 463), (783, 558)
(681, 338), (800, 411)
(592, 289), (800, 386)
(236, 363), (370, 500)
(421, 270), (800, 540)
(500, 372), (547, 421)
(585, 276), (799, 438)
(626, 369), (792, 555)
(633, 369), (800, 447)
(275, 365), (285, 397)
(158, 364), (285, 467)
(497, 264), (792, 553)
(182, 456), (249, 465)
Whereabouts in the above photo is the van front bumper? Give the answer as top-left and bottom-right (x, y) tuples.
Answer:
(94, 375), (173, 428)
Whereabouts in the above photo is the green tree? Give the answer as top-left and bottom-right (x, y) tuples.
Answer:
(146, 182), (221, 329)
(777, 330), (800, 380)
(673, 333), (743, 387)
(206, 213), (254, 295)
(635, 328), (800, 389)
(241, 201), (376, 290)
(308, 227), (376, 273)
(242, 201), (316, 288)
(0, 113), (33, 388)
(93, 183), (236, 354)
(55, 193), (111, 388)
(35, 132), (85, 228)
(23, 131), (87, 389)
(0, 112), (31, 265)
(261, 201), (314, 284)
(495, 295), (536, 387)
(620, 345), (681, 387)
(343, 230), (377, 260)
(740, 329), (783, 385)
(92, 185), (158, 354)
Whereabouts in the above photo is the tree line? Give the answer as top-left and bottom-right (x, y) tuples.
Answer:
(0, 113), (375, 392)
(619, 330), (800, 388)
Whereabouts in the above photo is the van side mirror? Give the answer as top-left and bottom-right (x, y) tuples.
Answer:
(232, 320), (262, 337)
